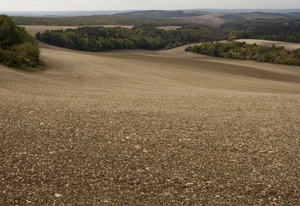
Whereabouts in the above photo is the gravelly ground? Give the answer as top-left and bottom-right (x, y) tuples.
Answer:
(0, 27), (300, 205)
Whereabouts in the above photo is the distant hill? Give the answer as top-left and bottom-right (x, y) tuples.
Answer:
(4, 9), (300, 27)
(187, 9), (300, 14)
(115, 10), (207, 19)
(221, 12), (300, 21)
(0, 10), (131, 17)
(2, 9), (300, 17)
(114, 10), (226, 26)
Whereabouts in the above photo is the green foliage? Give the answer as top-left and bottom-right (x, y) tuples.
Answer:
(221, 18), (300, 43)
(36, 25), (225, 52)
(221, 12), (290, 21)
(11, 10), (211, 27)
(12, 15), (185, 27)
(186, 41), (300, 66)
(0, 15), (24, 48)
(0, 15), (40, 70)
(12, 12), (300, 44)
(116, 10), (207, 19)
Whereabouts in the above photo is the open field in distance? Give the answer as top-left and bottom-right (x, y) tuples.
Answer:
(21, 25), (133, 36)
(174, 14), (226, 26)
(0, 26), (299, 205)
(236, 39), (300, 51)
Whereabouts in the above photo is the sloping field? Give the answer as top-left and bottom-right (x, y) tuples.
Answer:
(174, 14), (226, 26)
(0, 26), (300, 205)
(236, 39), (300, 51)
(22, 25), (79, 35)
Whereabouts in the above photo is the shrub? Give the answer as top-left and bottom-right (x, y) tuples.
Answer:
(0, 15), (40, 70)
(186, 42), (300, 66)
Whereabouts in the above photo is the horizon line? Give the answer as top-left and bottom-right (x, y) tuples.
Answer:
(1, 8), (300, 12)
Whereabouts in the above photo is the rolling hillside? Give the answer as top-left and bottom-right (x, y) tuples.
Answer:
(0, 26), (299, 205)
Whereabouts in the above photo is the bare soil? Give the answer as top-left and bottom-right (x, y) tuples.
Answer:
(0, 26), (299, 205)
(175, 14), (226, 26)
(22, 25), (79, 35)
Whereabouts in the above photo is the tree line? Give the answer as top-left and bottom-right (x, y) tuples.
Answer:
(0, 15), (40, 70)
(222, 19), (300, 43)
(185, 41), (300, 66)
(35, 25), (225, 51)
(12, 15), (185, 27)
(13, 14), (300, 44)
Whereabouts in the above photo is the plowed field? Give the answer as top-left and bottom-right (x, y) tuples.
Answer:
(0, 26), (299, 205)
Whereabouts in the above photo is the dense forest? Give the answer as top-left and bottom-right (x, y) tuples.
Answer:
(0, 15), (40, 70)
(222, 19), (300, 43)
(185, 42), (300, 66)
(11, 10), (210, 26)
(220, 12), (300, 21)
(12, 15), (185, 27)
(12, 12), (300, 44)
(115, 10), (207, 19)
(35, 25), (225, 51)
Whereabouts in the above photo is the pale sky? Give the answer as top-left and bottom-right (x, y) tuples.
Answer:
(1, 0), (300, 11)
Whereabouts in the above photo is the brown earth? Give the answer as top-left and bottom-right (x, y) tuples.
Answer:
(174, 14), (226, 26)
(21, 25), (80, 35)
(0, 26), (300, 205)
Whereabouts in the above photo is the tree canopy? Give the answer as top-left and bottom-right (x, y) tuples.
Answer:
(186, 41), (300, 66)
(35, 25), (225, 51)
(222, 19), (300, 43)
(0, 15), (40, 70)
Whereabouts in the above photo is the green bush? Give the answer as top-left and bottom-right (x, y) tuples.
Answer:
(0, 15), (40, 70)
(186, 42), (300, 66)
(36, 25), (225, 52)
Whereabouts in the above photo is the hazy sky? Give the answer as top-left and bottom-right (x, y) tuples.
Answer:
(1, 0), (300, 11)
